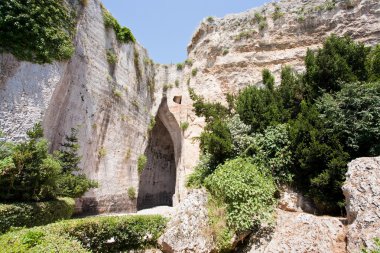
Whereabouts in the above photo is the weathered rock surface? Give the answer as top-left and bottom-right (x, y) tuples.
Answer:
(278, 186), (317, 214)
(243, 210), (346, 253)
(343, 157), (380, 252)
(158, 189), (215, 253)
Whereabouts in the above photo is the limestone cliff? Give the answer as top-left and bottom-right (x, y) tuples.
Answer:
(1, 0), (380, 214)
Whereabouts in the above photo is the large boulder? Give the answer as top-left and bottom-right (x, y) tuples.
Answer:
(343, 157), (380, 252)
(158, 189), (215, 253)
(245, 210), (346, 253)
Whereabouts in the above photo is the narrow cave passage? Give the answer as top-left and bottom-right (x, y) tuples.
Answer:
(137, 115), (177, 210)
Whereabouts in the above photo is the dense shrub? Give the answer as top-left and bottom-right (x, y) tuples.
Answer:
(289, 101), (350, 213)
(251, 124), (294, 184)
(0, 215), (167, 253)
(0, 124), (61, 201)
(200, 119), (233, 169)
(0, 124), (96, 201)
(186, 153), (212, 188)
(235, 85), (283, 133)
(204, 158), (276, 232)
(0, 229), (88, 253)
(367, 45), (380, 81)
(304, 35), (370, 99)
(0, 0), (75, 63)
(102, 6), (136, 44)
(318, 82), (380, 157)
(0, 198), (74, 234)
(189, 35), (380, 217)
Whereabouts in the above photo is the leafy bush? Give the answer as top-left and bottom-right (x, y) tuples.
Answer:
(0, 215), (167, 253)
(226, 114), (255, 155)
(251, 124), (294, 184)
(200, 119), (233, 169)
(127, 187), (136, 200)
(272, 5), (284, 20)
(304, 35), (370, 99)
(289, 101), (350, 214)
(204, 158), (276, 232)
(0, 124), (61, 201)
(0, 229), (88, 253)
(148, 117), (156, 132)
(0, 0), (75, 63)
(189, 88), (230, 123)
(318, 82), (380, 157)
(235, 84), (283, 133)
(106, 50), (118, 65)
(0, 198), (74, 234)
(137, 155), (147, 175)
(102, 6), (135, 44)
(192, 68), (198, 76)
(0, 124), (96, 201)
(186, 153), (212, 188)
(180, 121), (189, 131)
(367, 45), (380, 81)
(176, 63), (184, 70)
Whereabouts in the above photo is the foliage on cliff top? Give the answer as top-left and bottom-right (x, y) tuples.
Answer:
(0, 0), (75, 64)
(102, 5), (136, 44)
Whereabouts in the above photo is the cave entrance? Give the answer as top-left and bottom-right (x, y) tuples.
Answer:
(137, 98), (181, 210)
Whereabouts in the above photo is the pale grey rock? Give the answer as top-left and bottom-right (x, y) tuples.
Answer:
(244, 210), (346, 253)
(158, 189), (215, 253)
(278, 186), (317, 214)
(343, 157), (380, 252)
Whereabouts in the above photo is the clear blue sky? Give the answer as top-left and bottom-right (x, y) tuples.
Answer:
(101, 0), (271, 64)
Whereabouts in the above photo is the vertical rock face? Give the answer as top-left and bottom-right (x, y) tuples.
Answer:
(343, 157), (380, 252)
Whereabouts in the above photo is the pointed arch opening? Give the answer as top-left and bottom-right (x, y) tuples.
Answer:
(137, 98), (181, 210)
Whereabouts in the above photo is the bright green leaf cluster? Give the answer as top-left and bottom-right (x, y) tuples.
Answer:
(204, 158), (276, 232)
(0, 0), (75, 63)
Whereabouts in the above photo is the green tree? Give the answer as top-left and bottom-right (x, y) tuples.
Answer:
(57, 128), (97, 198)
(235, 85), (283, 133)
(304, 35), (370, 99)
(200, 119), (233, 169)
(289, 102), (349, 214)
(0, 123), (61, 201)
(318, 82), (380, 157)
(189, 88), (229, 123)
(278, 65), (304, 118)
(262, 68), (275, 91)
(366, 45), (380, 81)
